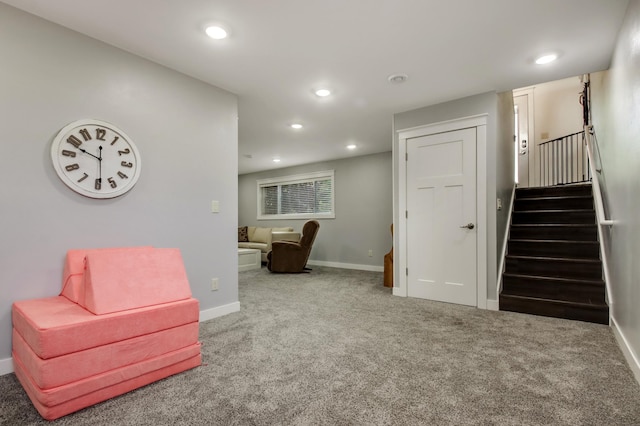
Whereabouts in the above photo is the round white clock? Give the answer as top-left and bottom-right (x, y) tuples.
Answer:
(51, 119), (141, 199)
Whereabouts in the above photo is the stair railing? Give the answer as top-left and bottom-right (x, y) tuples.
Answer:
(585, 125), (614, 226)
(538, 131), (590, 187)
(584, 124), (615, 310)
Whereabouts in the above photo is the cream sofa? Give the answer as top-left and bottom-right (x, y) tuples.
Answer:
(238, 226), (300, 262)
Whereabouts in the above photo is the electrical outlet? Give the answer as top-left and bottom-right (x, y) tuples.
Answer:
(368, 249), (373, 257)
(211, 278), (219, 291)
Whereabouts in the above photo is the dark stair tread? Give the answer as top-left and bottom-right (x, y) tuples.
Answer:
(499, 294), (609, 324)
(507, 239), (600, 259)
(501, 273), (606, 304)
(509, 224), (598, 238)
(502, 273), (604, 286)
(513, 209), (594, 214)
(515, 195), (593, 201)
(515, 185), (593, 198)
(510, 224), (597, 227)
(509, 239), (599, 245)
(506, 255), (602, 264)
(500, 294), (608, 309)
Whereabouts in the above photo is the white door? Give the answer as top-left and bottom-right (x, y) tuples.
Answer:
(514, 94), (530, 187)
(406, 128), (477, 306)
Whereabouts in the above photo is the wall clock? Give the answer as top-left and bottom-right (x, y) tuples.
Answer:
(51, 119), (141, 199)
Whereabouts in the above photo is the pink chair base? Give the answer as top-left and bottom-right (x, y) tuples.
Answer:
(14, 348), (201, 421)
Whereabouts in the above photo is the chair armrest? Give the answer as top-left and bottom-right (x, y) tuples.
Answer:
(271, 232), (300, 243)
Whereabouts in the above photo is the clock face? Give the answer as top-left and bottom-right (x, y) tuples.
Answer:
(51, 119), (141, 199)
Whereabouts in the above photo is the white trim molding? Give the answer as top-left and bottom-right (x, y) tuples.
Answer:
(0, 357), (13, 376)
(611, 317), (640, 386)
(306, 260), (384, 272)
(396, 114), (489, 309)
(199, 302), (241, 323)
(486, 299), (499, 311)
(496, 185), (516, 297)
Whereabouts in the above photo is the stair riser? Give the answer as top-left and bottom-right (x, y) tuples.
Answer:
(499, 296), (608, 324)
(508, 241), (600, 259)
(505, 257), (602, 280)
(509, 226), (597, 241)
(502, 276), (605, 304)
(512, 211), (595, 224)
(514, 197), (593, 211)
(516, 185), (592, 199)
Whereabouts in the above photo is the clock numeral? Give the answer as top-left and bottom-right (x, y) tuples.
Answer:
(66, 135), (82, 148)
(108, 177), (117, 188)
(95, 178), (102, 190)
(117, 171), (128, 179)
(62, 150), (76, 158)
(121, 161), (133, 168)
(118, 148), (130, 156)
(96, 128), (106, 141)
(65, 163), (80, 171)
(110, 136), (120, 146)
(79, 128), (92, 141)
(77, 173), (88, 183)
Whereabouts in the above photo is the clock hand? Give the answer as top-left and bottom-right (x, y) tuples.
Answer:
(98, 146), (102, 183)
(78, 147), (101, 161)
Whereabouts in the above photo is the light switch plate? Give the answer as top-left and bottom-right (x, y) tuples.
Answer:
(211, 200), (220, 213)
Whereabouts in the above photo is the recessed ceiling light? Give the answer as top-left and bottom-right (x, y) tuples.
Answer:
(273, 158), (281, 163)
(291, 123), (303, 129)
(205, 26), (228, 40)
(535, 53), (558, 65)
(315, 88), (331, 97)
(347, 144), (357, 150)
(388, 74), (408, 84)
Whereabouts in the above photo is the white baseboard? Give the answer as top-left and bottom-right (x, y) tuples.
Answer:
(486, 299), (499, 311)
(0, 357), (13, 376)
(199, 301), (241, 323)
(392, 287), (405, 297)
(306, 260), (384, 272)
(611, 316), (640, 386)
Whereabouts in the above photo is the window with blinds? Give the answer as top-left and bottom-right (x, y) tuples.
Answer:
(257, 170), (335, 219)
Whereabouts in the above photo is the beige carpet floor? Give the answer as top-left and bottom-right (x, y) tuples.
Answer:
(1, 266), (639, 425)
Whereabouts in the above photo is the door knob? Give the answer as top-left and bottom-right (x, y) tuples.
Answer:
(459, 223), (475, 230)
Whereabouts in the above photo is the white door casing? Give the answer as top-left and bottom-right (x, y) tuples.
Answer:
(513, 88), (535, 186)
(514, 94), (530, 187)
(395, 114), (487, 309)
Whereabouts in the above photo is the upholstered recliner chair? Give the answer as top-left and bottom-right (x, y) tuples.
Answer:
(267, 220), (319, 273)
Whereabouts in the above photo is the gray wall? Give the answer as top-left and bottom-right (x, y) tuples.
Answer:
(239, 152), (393, 269)
(393, 91), (515, 302)
(590, 0), (640, 372)
(0, 5), (238, 363)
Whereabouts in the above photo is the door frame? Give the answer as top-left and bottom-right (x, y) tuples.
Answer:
(395, 114), (488, 309)
(513, 87), (535, 186)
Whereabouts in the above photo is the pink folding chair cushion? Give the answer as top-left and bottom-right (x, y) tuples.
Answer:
(13, 322), (199, 389)
(82, 247), (192, 315)
(61, 247), (154, 304)
(12, 296), (199, 359)
(13, 345), (201, 421)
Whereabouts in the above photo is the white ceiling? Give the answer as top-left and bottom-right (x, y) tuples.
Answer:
(2, 0), (629, 174)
